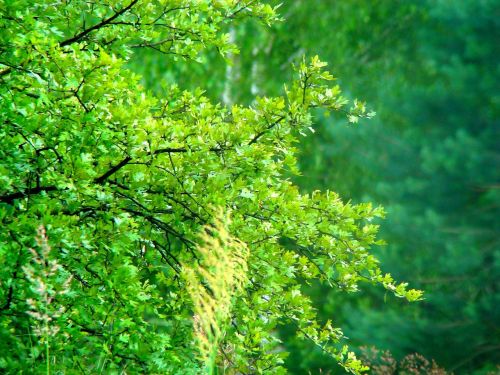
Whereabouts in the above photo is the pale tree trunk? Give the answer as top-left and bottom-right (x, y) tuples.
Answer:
(222, 27), (238, 106)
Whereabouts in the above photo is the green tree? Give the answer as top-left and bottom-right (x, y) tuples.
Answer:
(337, 2), (500, 372)
(0, 1), (420, 373)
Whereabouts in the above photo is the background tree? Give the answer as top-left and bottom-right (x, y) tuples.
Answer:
(286, 2), (500, 373)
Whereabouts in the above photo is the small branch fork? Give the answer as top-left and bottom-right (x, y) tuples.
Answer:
(60, 0), (140, 47)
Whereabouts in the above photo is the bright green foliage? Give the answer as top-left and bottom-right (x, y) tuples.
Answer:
(0, 1), (420, 373)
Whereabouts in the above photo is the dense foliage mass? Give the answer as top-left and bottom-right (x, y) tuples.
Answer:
(0, 1), (422, 373)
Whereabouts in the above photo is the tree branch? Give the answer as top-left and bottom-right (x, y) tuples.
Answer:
(60, 0), (139, 47)
(0, 119), (277, 205)
(0, 186), (58, 204)
(1, 234), (24, 313)
(94, 156), (132, 184)
(248, 115), (285, 145)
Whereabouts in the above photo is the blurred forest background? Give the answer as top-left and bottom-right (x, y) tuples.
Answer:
(128, 0), (499, 373)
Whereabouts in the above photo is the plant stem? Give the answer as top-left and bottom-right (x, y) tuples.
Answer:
(46, 325), (50, 375)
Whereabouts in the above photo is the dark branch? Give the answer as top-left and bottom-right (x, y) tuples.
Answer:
(154, 147), (188, 154)
(94, 156), (132, 184)
(60, 0), (139, 47)
(0, 186), (58, 205)
(248, 115), (285, 145)
(1, 234), (24, 313)
(154, 146), (228, 155)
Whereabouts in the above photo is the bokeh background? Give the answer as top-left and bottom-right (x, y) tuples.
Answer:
(128, 0), (500, 373)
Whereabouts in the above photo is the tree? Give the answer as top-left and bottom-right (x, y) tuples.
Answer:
(0, 1), (421, 373)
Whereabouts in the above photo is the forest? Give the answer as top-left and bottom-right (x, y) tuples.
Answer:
(0, 0), (498, 373)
